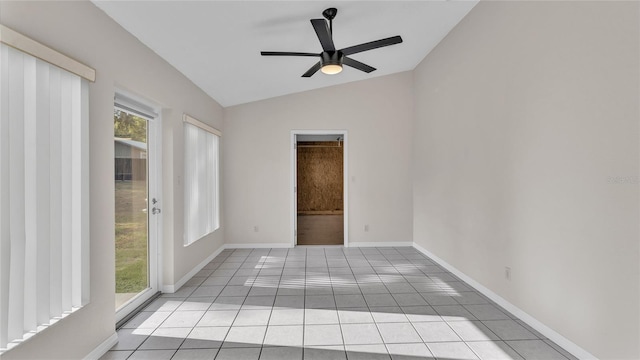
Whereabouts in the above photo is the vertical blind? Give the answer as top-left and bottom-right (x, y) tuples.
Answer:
(183, 117), (220, 245)
(0, 43), (90, 351)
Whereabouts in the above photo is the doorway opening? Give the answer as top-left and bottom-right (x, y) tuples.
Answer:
(291, 131), (348, 246)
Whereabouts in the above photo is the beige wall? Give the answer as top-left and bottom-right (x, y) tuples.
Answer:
(0, 1), (224, 358)
(223, 72), (414, 246)
(2, 1), (639, 359)
(412, 1), (639, 359)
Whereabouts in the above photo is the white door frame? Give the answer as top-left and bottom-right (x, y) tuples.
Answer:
(147, 112), (163, 296)
(291, 130), (348, 247)
(114, 93), (163, 323)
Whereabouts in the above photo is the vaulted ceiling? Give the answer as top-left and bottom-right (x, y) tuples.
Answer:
(93, 1), (477, 107)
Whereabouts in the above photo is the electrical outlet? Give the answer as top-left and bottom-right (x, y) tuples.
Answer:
(505, 266), (511, 281)
(364, 224), (369, 232)
(254, 226), (259, 232)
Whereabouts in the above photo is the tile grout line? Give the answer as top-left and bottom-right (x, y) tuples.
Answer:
(413, 250), (569, 360)
(358, 248), (401, 357)
(379, 249), (428, 350)
(325, 247), (348, 355)
(256, 247), (285, 356)
(214, 249), (254, 356)
(401, 250), (489, 359)
(302, 247), (307, 358)
(113, 247), (572, 360)
(354, 248), (401, 353)
(122, 250), (232, 359)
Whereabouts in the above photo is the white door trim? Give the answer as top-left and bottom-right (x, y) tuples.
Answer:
(291, 130), (348, 248)
(147, 111), (163, 297)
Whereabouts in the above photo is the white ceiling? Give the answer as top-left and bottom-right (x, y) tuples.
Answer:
(93, 1), (477, 107)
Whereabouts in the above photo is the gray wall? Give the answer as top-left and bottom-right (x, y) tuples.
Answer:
(412, 1), (639, 358)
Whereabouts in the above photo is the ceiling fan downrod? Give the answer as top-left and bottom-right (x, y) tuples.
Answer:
(322, 8), (337, 36)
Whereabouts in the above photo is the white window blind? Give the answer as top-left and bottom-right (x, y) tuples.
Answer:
(0, 41), (90, 351)
(114, 93), (158, 120)
(183, 115), (220, 246)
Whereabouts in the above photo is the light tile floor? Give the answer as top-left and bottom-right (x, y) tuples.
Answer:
(102, 247), (577, 360)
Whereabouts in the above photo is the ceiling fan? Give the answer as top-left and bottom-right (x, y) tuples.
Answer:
(260, 8), (403, 77)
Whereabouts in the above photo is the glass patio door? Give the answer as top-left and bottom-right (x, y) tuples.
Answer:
(113, 96), (161, 321)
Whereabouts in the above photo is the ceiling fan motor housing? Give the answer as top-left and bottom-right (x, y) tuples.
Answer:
(320, 51), (344, 67)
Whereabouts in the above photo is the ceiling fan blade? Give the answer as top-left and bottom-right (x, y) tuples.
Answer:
(340, 35), (403, 56)
(343, 57), (376, 73)
(302, 61), (322, 77)
(261, 51), (319, 57)
(311, 19), (335, 51)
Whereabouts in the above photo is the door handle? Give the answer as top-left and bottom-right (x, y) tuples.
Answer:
(151, 198), (161, 214)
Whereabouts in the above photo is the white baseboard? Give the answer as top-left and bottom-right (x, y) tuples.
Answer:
(162, 244), (226, 293)
(225, 243), (293, 249)
(349, 241), (413, 247)
(84, 332), (117, 360)
(412, 242), (596, 360)
(223, 242), (414, 249)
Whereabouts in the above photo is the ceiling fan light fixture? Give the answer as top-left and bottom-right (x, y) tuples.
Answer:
(320, 51), (343, 75)
(321, 64), (343, 75)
